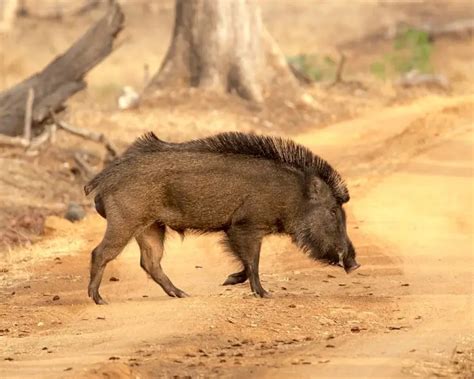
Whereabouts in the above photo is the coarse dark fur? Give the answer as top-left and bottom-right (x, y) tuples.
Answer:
(85, 131), (350, 204)
(84, 132), (359, 305)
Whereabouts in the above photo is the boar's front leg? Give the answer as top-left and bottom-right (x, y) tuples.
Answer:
(136, 222), (189, 298)
(225, 226), (270, 298)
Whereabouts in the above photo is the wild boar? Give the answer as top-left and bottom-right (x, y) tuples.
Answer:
(84, 132), (360, 304)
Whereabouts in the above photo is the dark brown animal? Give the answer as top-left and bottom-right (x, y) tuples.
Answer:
(85, 132), (359, 304)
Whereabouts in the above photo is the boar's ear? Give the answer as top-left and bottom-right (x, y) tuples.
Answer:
(305, 174), (327, 201)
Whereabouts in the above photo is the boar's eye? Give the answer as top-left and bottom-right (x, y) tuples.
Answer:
(330, 208), (337, 217)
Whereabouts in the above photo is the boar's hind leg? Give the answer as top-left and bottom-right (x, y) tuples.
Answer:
(88, 223), (135, 305)
(225, 227), (270, 298)
(223, 269), (248, 285)
(137, 223), (189, 298)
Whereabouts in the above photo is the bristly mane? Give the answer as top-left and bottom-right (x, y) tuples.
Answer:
(126, 131), (350, 204)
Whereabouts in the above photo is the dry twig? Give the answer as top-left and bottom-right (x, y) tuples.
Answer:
(328, 53), (346, 87)
(23, 88), (34, 142)
(50, 112), (118, 158)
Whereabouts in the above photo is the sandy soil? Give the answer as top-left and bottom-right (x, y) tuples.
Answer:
(0, 94), (472, 378)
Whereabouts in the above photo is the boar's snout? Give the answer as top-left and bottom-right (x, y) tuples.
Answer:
(343, 255), (360, 274)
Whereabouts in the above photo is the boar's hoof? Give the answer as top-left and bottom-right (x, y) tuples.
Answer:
(253, 289), (272, 299)
(166, 288), (189, 298)
(92, 293), (107, 305)
(223, 270), (248, 286)
(88, 287), (107, 305)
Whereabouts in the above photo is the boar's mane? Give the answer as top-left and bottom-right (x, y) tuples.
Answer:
(121, 132), (349, 204)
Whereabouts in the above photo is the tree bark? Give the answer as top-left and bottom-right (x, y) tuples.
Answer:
(0, 2), (124, 136)
(145, 0), (297, 103)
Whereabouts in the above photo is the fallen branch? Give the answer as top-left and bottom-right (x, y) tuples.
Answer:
(396, 70), (449, 90)
(0, 2), (124, 136)
(27, 125), (53, 151)
(23, 88), (34, 142)
(339, 18), (474, 49)
(0, 121), (52, 149)
(51, 113), (118, 158)
(0, 134), (29, 147)
(416, 19), (474, 39)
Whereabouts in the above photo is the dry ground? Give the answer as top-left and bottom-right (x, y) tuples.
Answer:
(0, 1), (473, 378)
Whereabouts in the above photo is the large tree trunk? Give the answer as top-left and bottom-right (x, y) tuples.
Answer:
(145, 0), (297, 103)
(0, 2), (123, 136)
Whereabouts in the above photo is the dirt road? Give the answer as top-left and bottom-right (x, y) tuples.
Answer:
(1, 95), (472, 378)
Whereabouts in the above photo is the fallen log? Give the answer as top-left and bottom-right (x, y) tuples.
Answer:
(0, 2), (124, 136)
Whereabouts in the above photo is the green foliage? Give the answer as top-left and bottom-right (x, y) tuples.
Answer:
(287, 54), (337, 82)
(370, 27), (433, 79)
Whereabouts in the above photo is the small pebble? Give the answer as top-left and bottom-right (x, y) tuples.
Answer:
(109, 277), (119, 282)
(52, 295), (60, 301)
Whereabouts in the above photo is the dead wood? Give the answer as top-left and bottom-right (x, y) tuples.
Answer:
(23, 88), (34, 142)
(0, 123), (51, 149)
(397, 70), (449, 90)
(0, 2), (124, 136)
(51, 114), (118, 159)
(328, 53), (347, 88)
(339, 18), (474, 49)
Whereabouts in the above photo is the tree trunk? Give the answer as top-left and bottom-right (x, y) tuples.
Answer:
(145, 0), (297, 103)
(0, 2), (123, 136)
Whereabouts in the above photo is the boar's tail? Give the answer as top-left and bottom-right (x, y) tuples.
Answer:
(94, 194), (106, 219)
(84, 175), (102, 196)
(84, 132), (169, 197)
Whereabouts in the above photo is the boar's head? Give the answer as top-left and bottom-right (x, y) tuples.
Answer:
(294, 176), (360, 274)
